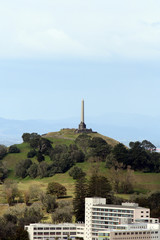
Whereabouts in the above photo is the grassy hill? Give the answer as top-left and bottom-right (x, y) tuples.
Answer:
(0, 128), (160, 210)
(43, 128), (119, 147)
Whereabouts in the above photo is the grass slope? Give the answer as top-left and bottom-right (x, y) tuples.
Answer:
(0, 128), (160, 207)
(44, 128), (119, 147)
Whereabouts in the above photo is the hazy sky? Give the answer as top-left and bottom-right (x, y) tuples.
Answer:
(1, 0), (160, 122)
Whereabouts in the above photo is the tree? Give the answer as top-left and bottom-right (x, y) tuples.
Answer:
(50, 150), (74, 173)
(27, 149), (37, 158)
(27, 163), (38, 178)
(52, 201), (73, 223)
(75, 134), (92, 153)
(112, 143), (129, 166)
(88, 174), (112, 198)
(3, 180), (21, 205)
(69, 149), (85, 163)
(37, 161), (49, 178)
(24, 191), (30, 206)
(8, 145), (20, 153)
(105, 153), (117, 169)
(89, 137), (111, 161)
(129, 141), (149, 170)
(22, 133), (31, 143)
(15, 159), (32, 178)
(109, 164), (135, 194)
(69, 166), (86, 179)
(17, 203), (43, 227)
(40, 192), (58, 213)
(141, 140), (156, 152)
(37, 151), (45, 162)
(38, 138), (52, 155)
(0, 162), (8, 182)
(73, 177), (88, 222)
(0, 145), (7, 159)
(29, 133), (41, 149)
(28, 184), (41, 200)
(14, 227), (29, 240)
(47, 182), (67, 198)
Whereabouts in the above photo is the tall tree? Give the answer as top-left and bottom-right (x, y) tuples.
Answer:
(89, 137), (111, 161)
(112, 143), (129, 166)
(73, 177), (88, 222)
(88, 174), (112, 198)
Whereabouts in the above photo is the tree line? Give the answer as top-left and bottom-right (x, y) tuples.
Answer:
(0, 133), (159, 183)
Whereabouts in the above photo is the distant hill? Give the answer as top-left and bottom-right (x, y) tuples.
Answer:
(1, 113), (160, 147)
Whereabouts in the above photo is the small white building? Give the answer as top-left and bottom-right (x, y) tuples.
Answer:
(98, 220), (160, 240)
(25, 223), (85, 240)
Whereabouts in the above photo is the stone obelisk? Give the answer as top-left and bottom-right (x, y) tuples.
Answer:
(81, 99), (84, 123)
(78, 99), (86, 131)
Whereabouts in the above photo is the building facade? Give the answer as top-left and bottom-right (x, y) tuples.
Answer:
(84, 198), (150, 240)
(98, 219), (160, 240)
(25, 223), (85, 240)
(25, 198), (160, 240)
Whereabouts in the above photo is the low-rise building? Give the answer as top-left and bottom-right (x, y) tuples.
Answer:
(25, 198), (160, 240)
(98, 220), (160, 240)
(25, 223), (85, 240)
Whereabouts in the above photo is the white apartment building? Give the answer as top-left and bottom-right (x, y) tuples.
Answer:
(25, 198), (159, 240)
(84, 198), (150, 240)
(25, 223), (85, 240)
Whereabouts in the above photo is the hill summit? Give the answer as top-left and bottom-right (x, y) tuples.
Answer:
(43, 128), (119, 147)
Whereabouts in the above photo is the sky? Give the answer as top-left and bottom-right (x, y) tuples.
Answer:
(1, 0), (160, 142)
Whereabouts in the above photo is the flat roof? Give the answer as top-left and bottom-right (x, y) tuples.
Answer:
(93, 204), (148, 210)
(26, 223), (85, 227)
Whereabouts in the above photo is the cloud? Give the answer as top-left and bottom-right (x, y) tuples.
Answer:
(1, 0), (160, 60)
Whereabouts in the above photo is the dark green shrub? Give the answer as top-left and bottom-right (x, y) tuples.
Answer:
(8, 145), (20, 153)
